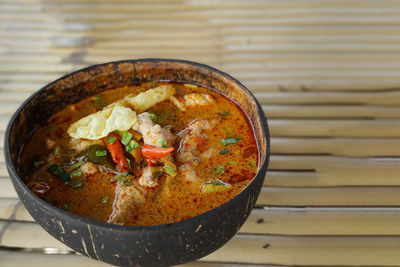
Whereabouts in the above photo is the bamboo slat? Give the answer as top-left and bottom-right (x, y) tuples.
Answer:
(3, 198), (400, 236)
(3, 222), (400, 266)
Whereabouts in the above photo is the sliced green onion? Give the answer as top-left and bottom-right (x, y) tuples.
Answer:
(71, 169), (82, 177)
(147, 113), (157, 123)
(53, 146), (61, 155)
(47, 164), (71, 184)
(70, 161), (83, 170)
(95, 150), (107, 157)
(126, 140), (140, 153)
(158, 139), (167, 148)
(220, 148), (229, 155)
(33, 160), (45, 168)
(221, 137), (238, 146)
(214, 164), (225, 174)
(105, 136), (117, 145)
(121, 131), (133, 146)
(101, 195), (109, 204)
(163, 165), (175, 175)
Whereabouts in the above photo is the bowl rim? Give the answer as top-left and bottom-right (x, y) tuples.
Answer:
(5, 58), (271, 231)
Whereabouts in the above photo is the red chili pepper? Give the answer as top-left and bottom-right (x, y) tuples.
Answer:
(141, 144), (174, 161)
(103, 132), (130, 173)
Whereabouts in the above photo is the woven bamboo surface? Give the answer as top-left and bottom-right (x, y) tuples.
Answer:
(2, 0), (400, 266)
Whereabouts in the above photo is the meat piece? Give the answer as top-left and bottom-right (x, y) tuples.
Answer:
(80, 162), (98, 175)
(108, 181), (147, 225)
(132, 112), (173, 147)
(138, 166), (160, 188)
(177, 119), (219, 183)
(170, 94), (215, 111)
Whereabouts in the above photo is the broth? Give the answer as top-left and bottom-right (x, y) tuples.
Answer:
(19, 82), (258, 226)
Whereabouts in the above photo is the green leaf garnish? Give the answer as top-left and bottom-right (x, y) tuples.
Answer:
(221, 138), (238, 146)
(47, 163), (71, 184)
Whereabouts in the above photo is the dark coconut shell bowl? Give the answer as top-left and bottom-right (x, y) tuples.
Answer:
(5, 59), (270, 267)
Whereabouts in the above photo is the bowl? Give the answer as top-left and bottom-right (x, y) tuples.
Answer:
(5, 59), (270, 266)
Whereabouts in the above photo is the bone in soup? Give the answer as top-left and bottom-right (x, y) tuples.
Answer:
(19, 82), (258, 226)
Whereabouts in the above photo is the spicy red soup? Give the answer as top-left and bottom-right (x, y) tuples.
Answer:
(19, 82), (258, 226)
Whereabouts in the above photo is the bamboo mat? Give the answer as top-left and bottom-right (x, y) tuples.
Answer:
(2, 0), (400, 266)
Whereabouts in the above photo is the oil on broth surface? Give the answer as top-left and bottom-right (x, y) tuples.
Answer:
(19, 82), (258, 226)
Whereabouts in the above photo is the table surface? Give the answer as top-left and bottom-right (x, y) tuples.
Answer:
(2, 0), (400, 266)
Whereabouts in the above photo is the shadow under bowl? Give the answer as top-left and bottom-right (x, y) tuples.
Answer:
(5, 59), (270, 266)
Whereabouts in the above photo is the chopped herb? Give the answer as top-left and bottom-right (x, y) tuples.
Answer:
(71, 169), (82, 177)
(167, 114), (175, 118)
(113, 130), (120, 135)
(248, 159), (257, 170)
(95, 150), (107, 157)
(218, 111), (230, 119)
(158, 139), (167, 148)
(53, 146), (61, 155)
(114, 175), (133, 186)
(101, 195), (109, 204)
(121, 131), (133, 146)
(126, 140), (140, 153)
(215, 164), (225, 174)
(62, 203), (70, 211)
(70, 161), (83, 170)
(105, 136), (117, 145)
(235, 134), (242, 141)
(192, 158), (200, 166)
(147, 113), (157, 123)
(221, 137), (238, 146)
(33, 160), (45, 168)
(48, 125), (57, 132)
(163, 165), (175, 175)
(229, 161), (237, 165)
(47, 163), (71, 184)
(220, 148), (229, 155)
(121, 171), (128, 176)
(223, 127), (233, 134)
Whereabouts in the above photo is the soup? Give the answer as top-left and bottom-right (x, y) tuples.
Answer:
(19, 82), (258, 226)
